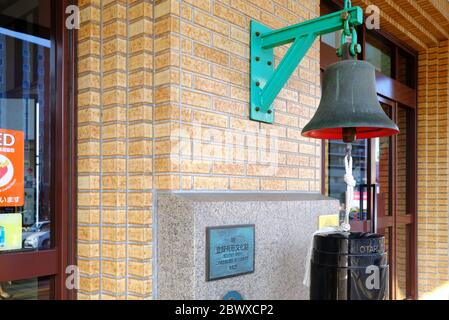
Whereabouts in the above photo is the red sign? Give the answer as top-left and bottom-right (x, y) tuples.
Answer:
(0, 129), (24, 207)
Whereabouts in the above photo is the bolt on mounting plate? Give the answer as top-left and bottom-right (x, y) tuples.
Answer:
(250, 21), (275, 124)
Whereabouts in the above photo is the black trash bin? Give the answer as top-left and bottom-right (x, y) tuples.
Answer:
(310, 232), (389, 300)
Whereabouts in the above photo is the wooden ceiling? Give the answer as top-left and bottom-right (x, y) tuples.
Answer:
(352, 0), (449, 51)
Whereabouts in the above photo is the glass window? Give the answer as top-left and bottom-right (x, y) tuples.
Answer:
(0, 0), (51, 39)
(397, 50), (415, 88)
(326, 140), (368, 221)
(321, 30), (343, 49)
(396, 224), (410, 300)
(365, 32), (393, 78)
(397, 107), (410, 216)
(0, 0), (52, 253)
(0, 277), (51, 300)
(320, 1), (342, 49)
(375, 104), (392, 217)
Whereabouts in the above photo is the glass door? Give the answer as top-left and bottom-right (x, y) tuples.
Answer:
(373, 99), (416, 300)
(374, 99), (395, 299)
(0, 14), (52, 253)
(326, 139), (369, 227)
(324, 96), (417, 300)
(0, 0), (73, 300)
(373, 97), (417, 300)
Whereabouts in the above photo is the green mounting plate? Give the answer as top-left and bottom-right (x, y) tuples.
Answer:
(250, 21), (274, 124)
(249, 6), (363, 125)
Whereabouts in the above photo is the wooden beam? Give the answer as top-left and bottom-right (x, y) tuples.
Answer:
(352, 0), (428, 51)
(416, 0), (449, 34)
(374, 0), (439, 46)
(396, 0), (449, 41)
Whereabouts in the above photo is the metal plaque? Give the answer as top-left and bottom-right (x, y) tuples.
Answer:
(206, 225), (255, 281)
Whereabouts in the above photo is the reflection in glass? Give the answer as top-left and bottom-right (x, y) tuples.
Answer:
(320, 2), (342, 50)
(397, 50), (415, 88)
(396, 107), (411, 299)
(0, 0), (51, 40)
(366, 33), (393, 78)
(396, 224), (409, 300)
(321, 30), (343, 49)
(0, 23), (51, 253)
(375, 104), (392, 217)
(397, 107), (408, 216)
(327, 140), (368, 221)
(0, 277), (50, 300)
(381, 226), (393, 299)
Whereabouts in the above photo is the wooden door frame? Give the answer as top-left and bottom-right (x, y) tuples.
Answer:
(54, 0), (78, 300)
(0, 0), (77, 300)
(375, 96), (417, 300)
(320, 0), (418, 300)
(377, 96), (397, 300)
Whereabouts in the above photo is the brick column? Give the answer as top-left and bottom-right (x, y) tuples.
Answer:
(77, 0), (154, 300)
(77, 0), (323, 300)
(417, 40), (449, 299)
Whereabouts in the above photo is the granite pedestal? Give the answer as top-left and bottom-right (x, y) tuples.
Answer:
(156, 192), (340, 300)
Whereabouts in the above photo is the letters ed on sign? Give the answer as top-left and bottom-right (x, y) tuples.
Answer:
(0, 129), (24, 207)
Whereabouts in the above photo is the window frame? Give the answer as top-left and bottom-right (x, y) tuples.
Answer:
(0, 0), (77, 300)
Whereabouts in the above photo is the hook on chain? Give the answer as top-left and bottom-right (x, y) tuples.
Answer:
(337, 0), (361, 58)
(344, 0), (352, 10)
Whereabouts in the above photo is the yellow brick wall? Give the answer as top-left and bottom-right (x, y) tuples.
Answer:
(77, 0), (154, 300)
(77, 0), (321, 299)
(154, 0), (321, 192)
(417, 40), (449, 299)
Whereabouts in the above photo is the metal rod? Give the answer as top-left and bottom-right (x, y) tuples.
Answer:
(259, 7), (363, 49)
(260, 34), (316, 111)
(250, 6), (363, 123)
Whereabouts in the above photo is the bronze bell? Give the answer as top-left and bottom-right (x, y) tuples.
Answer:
(302, 45), (399, 143)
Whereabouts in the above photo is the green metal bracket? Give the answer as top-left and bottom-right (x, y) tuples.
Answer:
(250, 6), (363, 123)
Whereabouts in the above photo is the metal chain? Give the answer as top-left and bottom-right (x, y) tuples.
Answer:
(344, 0), (352, 10)
(337, 0), (361, 57)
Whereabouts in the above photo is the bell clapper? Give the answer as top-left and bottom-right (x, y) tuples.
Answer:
(343, 127), (357, 143)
